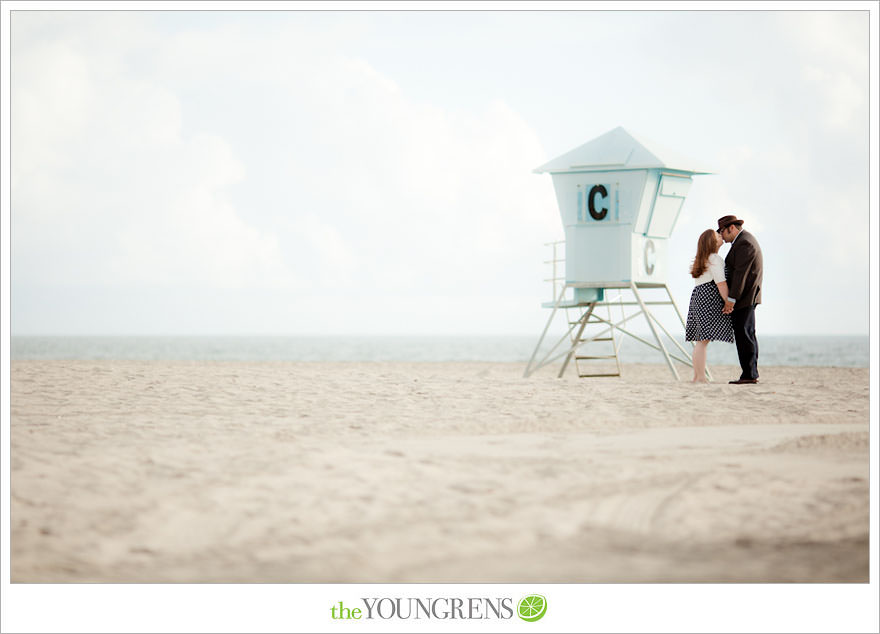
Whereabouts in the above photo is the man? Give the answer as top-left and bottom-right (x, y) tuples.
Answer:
(717, 215), (763, 384)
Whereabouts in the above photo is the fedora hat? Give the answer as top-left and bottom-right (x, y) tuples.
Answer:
(717, 215), (744, 232)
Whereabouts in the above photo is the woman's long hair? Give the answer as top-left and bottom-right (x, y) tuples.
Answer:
(690, 229), (719, 278)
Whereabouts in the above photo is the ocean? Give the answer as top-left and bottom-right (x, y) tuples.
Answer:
(9, 335), (871, 367)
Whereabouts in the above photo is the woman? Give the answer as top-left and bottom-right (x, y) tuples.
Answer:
(685, 228), (735, 383)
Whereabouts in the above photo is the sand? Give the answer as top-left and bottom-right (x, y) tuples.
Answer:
(9, 360), (870, 583)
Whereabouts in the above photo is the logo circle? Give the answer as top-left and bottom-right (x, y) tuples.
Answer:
(517, 595), (547, 622)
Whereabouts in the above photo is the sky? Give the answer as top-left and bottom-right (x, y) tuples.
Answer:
(5, 6), (875, 336)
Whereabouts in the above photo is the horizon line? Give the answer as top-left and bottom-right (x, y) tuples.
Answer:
(8, 332), (872, 338)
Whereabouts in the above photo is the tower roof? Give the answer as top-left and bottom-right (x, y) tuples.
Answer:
(534, 126), (712, 175)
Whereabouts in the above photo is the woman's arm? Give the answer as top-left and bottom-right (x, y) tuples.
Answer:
(716, 280), (729, 301)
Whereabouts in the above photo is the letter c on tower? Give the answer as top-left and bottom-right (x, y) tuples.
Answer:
(588, 185), (608, 220)
(644, 239), (656, 275)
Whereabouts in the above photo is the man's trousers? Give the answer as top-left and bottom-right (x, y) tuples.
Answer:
(731, 304), (759, 380)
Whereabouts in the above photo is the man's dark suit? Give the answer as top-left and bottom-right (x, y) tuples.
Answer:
(725, 230), (763, 380)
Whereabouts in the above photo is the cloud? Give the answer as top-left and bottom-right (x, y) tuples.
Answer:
(785, 11), (868, 74)
(12, 13), (294, 291)
(781, 12), (867, 134)
(145, 17), (557, 297)
(10, 11), (870, 336)
(801, 64), (866, 130)
(11, 12), (561, 334)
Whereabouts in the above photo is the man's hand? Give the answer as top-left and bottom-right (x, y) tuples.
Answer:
(722, 300), (735, 315)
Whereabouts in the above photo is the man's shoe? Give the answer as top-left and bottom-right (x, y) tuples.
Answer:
(729, 378), (759, 384)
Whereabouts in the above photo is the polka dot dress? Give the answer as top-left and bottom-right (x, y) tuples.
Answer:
(685, 281), (735, 343)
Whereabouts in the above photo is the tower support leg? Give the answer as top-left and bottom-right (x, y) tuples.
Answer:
(558, 304), (595, 378)
(524, 283), (569, 378)
(631, 282), (680, 380)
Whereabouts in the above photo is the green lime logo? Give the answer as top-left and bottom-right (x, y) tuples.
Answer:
(517, 594), (547, 622)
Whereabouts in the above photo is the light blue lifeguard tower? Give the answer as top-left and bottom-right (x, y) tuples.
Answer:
(523, 127), (711, 380)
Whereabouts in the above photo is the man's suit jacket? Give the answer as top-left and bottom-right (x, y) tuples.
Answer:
(725, 230), (763, 310)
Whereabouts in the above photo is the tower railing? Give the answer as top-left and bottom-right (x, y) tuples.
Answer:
(543, 240), (566, 305)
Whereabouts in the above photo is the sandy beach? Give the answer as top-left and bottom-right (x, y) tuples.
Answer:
(10, 360), (870, 583)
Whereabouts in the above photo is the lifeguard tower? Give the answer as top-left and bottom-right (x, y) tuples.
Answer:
(524, 127), (711, 380)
